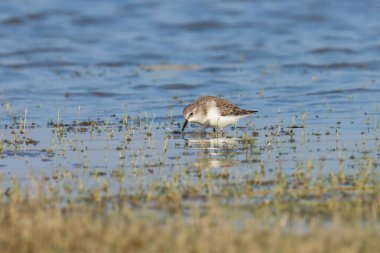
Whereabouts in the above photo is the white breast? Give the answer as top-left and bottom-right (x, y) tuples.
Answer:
(215, 115), (246, 128)
(206, 106), (247, 129)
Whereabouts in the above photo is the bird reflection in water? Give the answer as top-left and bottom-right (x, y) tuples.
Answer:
(183, 132), (240, 170)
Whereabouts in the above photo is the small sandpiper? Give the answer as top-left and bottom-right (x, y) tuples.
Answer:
(182, 96), (258, 132)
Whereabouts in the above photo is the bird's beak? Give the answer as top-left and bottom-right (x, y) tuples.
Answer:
(182, 119), (188, 132)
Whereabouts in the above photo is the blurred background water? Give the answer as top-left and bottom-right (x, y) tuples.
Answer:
(0, 0), (379, 125)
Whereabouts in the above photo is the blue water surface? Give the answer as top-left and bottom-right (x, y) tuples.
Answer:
(0, 0), (378, 124)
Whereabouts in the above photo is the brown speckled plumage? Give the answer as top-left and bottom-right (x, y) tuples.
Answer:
(183, 96), (257, 116)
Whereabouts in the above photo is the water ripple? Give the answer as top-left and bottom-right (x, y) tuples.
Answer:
(0, 48), (74, 58)
(159, 83), (205, 90)
(283, 61), (378, 70)
(0, 61), (82, 69)
(306, 88), (380, 96)
(309, 48), (357, 54)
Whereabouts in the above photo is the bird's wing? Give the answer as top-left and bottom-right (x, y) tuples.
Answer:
(214, 98), (257, 116)
(219, 106), (256, 116)
(198, 96), (258, 116)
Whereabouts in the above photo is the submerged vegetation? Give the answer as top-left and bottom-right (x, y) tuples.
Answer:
(0, 109), (379, 253)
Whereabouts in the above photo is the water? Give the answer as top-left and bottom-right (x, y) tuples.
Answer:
(1, 0), (379, 121)
(0, 0), (379, 197)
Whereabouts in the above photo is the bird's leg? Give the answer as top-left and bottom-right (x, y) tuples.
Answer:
(213, 127), (224, 137)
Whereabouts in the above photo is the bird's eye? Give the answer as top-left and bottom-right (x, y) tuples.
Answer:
(189, 112), (194, 117)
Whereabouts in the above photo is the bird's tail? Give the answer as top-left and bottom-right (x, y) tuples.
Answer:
(248, 109), (258, 114)
(242, 109), (258, 114)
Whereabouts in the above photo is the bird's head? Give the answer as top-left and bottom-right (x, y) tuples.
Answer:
(182, 104), (203, 132)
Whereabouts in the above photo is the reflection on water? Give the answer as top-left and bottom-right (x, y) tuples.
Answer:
(191, 156), (236, 170)
(184, 134), (239, 149)
(184, 135), (239, 169)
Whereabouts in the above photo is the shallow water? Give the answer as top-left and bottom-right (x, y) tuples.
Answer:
(0, 0), (379, 203)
